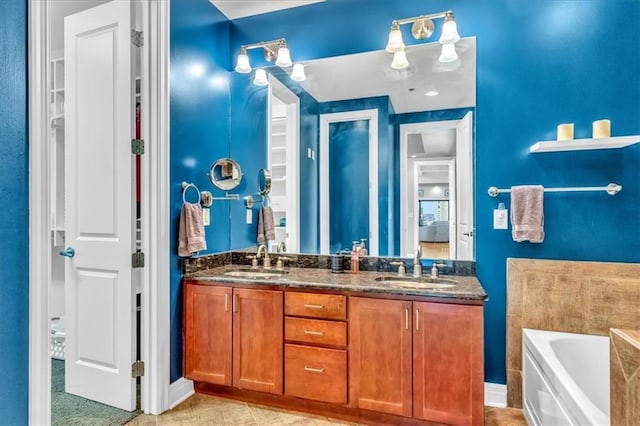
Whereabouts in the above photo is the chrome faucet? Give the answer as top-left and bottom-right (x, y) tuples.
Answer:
(413, 245), (422, 277)
(257, 244), (271, 269)
(277, 241), (287, 253)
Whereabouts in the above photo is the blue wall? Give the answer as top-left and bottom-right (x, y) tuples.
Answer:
(223, 0), (640, 385)
(169, 0), (231, 382)
(0, 0), (28, 422)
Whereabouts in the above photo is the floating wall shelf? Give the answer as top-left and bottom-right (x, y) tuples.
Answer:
(529, 135), (640, 153)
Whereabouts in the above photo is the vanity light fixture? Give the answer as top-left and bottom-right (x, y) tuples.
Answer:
(253, 68), (268, 86)
(385, 10), (461, 69)
(234, 37), (305, 85)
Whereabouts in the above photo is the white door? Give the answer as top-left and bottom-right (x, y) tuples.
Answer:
(456, 111), (474, 260)
(62, 0), (136, 411)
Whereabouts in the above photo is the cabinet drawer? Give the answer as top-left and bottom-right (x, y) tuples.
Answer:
(285, 317), (347, 347)
(285, 344), (347, 404)
(285, 292), (347, 320)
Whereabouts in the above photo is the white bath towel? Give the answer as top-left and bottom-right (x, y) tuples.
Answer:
(510, 185), (544, 243)
(178, 203), (206, 257)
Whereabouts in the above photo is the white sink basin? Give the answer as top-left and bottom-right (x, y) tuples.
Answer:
(224, 270), (287, 279)
(374, 276), (457, 289)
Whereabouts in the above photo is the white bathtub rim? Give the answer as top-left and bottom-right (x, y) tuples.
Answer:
(523, 328), (609, 426)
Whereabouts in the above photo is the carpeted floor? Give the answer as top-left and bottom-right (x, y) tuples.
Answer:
(52, 359), (141, 426)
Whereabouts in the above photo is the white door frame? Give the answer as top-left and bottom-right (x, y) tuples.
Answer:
(409, 159), (456, 257)
(28, 0), (171, 422)
(267, 75), (300, 253)
(319, 109), (378, 256)
(400, 120), (465, 258)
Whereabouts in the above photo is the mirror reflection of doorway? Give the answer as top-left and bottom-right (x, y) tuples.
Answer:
(418, 200), (450, 259)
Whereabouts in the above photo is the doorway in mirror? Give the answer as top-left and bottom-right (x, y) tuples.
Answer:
(268, 76), (300, 253)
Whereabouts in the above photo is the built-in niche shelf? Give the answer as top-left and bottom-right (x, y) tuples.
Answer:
(530, 135), (640, 153)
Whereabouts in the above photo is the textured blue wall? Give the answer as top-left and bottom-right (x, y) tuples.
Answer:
(0, 0), (28, 422)
(226, 0), (640, 385)
(169, 0), (231, 382)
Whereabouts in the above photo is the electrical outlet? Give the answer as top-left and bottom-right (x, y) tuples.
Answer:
(202, 208), (210, 226)
(493, 209), (508, 230)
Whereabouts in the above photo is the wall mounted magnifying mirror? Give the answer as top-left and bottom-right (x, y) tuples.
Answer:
(258, 168), (272, 196)
(209, 158), (243, 191)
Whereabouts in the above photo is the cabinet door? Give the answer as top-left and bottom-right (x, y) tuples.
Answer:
(349, 297), (413, 417)
(183, 283), (232, 385)
(413, 302), (484, 425)
(233, 288), (284, 394)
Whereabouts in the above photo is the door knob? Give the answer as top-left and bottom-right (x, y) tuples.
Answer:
(59, 247), (75, 258)
(463, 231), (475, 237)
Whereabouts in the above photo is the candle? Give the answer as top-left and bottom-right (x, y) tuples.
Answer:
(557, 123), (574, 141)
(592, 119), (611, 138)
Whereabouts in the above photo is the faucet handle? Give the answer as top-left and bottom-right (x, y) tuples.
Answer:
(390, 261), (406, 276)
(276, 256), (293, 270)
(246, 255), (258, 268)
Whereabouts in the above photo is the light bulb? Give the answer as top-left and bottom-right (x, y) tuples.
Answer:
(275, 47), (292, 67)
(234, 52), (251, 74)
(439, 43), (458, 63)
(391, 49), (409, 70)
(290, 63), (306, 82)
(439, 18), (460, 44)
(385, 26), (405, 53)
(253, 69), (268, 86)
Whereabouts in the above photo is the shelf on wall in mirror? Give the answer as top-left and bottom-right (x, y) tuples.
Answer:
(271, 146), (286, 152)
(530, 135), (640, 153)
(271, 163), (286, 168)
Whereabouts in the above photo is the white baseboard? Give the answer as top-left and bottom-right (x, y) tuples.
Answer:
(169, 377), (194, 409)
(484, 382), (507, 407)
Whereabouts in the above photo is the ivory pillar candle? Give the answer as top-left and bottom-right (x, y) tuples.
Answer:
(592, 119), (611, 138)
(557, 123), (574, 141)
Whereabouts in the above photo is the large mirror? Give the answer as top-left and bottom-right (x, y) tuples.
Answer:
(232, 37), (476, 260)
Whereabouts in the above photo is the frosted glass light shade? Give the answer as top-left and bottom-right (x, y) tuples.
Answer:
(385, 28), (405, 53)
(391, 49), (409, 70)
(439, 20), (460, 44)
(275, 47), (292, 67)
(234, 53), (251, 74)
(439, 43), (458, 63)
(253, 69), (268, 86)
(290, 63), (306, 82)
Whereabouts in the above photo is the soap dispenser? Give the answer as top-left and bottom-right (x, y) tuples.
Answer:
(350, 241), (360, 274)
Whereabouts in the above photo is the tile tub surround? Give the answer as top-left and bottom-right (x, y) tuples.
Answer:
(506, 258), (640, 408)
(610, 329), (640, 426)
(183, 250), (476, 276)
(184, 264), (487, 302)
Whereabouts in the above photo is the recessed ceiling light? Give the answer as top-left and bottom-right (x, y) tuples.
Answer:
(425, 90), (439, 97)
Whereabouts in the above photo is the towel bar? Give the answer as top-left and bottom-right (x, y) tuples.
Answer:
(488, 183), (622, 197)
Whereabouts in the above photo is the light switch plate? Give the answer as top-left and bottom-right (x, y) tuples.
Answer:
(246, 209), (252, 224)
(307, 148), (312, 158)
(203, 208), (210, 226)
(493, 209), (508, 230)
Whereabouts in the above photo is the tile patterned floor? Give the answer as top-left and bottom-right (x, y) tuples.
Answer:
(127, 393), (528, 425)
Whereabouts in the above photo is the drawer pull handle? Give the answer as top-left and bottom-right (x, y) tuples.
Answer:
(304, 330), (324, 336)
(303, 303), (325, 309)
(304, 366), (325, 374)
(415, 309), (420, 331)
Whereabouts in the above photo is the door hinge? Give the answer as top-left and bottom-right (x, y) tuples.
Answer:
(132, 360), (145, 378)
(131, 30), (144, 47)
(131, 139), (144, 155)
(132, 250), (145, 268)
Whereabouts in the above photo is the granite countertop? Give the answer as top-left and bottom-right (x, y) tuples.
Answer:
(185, 264), (488, 302)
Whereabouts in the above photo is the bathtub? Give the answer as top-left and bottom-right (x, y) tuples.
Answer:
(522, 328), (610, 426)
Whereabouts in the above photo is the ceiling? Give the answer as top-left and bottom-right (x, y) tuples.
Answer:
(209, 0), (325, 20)
(298, 38), (476, 114)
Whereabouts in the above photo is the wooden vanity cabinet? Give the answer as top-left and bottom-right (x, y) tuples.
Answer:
(349, 297), (484, 426)
(183, 281), (283, 395)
